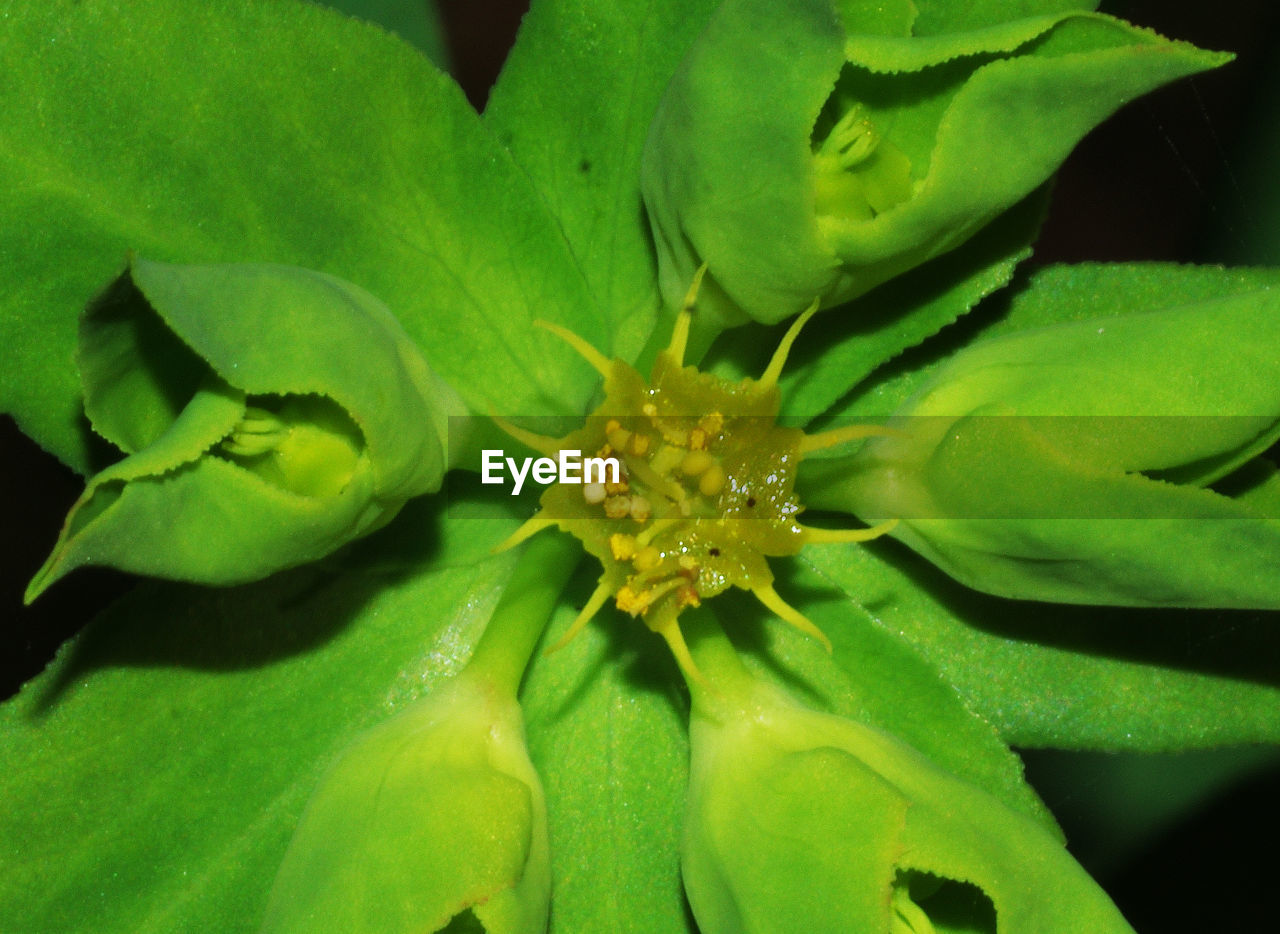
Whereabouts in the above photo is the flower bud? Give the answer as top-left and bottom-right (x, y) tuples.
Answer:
(641, 0), (1228, 331)
(683, 673), (1133, 934)
(26, 258), (454, 600)
(260, 673), (550, 934)
(803, 284), (1280, 608)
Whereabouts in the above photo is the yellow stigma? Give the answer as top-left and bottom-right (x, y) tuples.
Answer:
(498, 266), (895, 682)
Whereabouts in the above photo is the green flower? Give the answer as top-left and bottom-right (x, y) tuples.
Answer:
(680, 623), (1133, 934)
(27, 258), (456, 600)
(641, 0), (1227, 333)
(259, 670), (550, 934)
(803, 275), (1280, 608)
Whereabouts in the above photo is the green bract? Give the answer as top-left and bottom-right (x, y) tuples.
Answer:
(681, 628), (1133, 934)
(260, 671), (550, 934)
(642, 0), (1228, 332)
(805, 284), (1280, 608)
(26, 258), (453, 600)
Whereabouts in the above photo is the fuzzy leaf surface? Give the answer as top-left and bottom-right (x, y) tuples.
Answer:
(0, 0), (600, 473)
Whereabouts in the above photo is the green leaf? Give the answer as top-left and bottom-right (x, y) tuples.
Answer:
(641, 0), (1227, 333)
(0, 499), (522, 932)
(828, 263), (1280, 421)
(806, 263), (1280, 609)
(0, 525), (686, 932)
(910, 1), (1099, 36)
(678, 623), (1131, 934)
(0, 0), (601, 474)
(712, 578), (1054, 830)
(519, 552), (1062, 932)
(520, 578), (694, 934)
(319, 0), (451, 68)
(794, 264), (1280, 749)
(260, 674), (549, 933)
(702, 185), (1048, 421)
(802, 540), (1280, 750)
(484, 0), (721, 364)
(0, 492), (1062, 934)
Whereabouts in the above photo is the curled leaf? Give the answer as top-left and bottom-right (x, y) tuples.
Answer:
(27, 258), (454, 600)
(260, 673), (550, 934)
(682, 658), (1133, 933)
(641, 0), (1228, 333)
(804, 286), (1280, 608)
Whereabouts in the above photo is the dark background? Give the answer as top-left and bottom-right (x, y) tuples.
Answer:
(2, 1), (1278, 930)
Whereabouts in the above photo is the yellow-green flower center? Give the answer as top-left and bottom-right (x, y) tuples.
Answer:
(497, 269), (896, 680)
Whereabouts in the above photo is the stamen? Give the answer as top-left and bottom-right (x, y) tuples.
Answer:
(626, 456), (689, 506)
(221, 407), (289, 456)
(620, 577), (687, 616)
(534, 319), (612, 379)
(759, 298), (820, 389)
(635, 517), (683, 549)
(632, 546), (662, 572)
(491, 415), (562, 458)
(751, 582), (833, 653)
(817, 106), (878, 169)
(801, 519), (899, 544)
(221, 434), (286, 457)
(798, 424), (903, 456)
(236, 407), (287, 433)
(492, 514), (556, 554)
(543, 579), (613, 655)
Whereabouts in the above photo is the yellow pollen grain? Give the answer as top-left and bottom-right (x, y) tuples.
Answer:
(689, 428), (707, 451)
(630, 433), (651, 457)
(660, 425), (689, 446)
(629, 496), (652, 523)
(642, 403), (658, 417)
(604, 495), (631, 519)
(699, 464), (726, 498)
(678, 554), (698, 572)
(610, 533), (637, 561)
(680, 450), (712, 477)
(633, 546), (661, 572)
(615, 585), (643, 615)
(699, 412), (724, 435)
